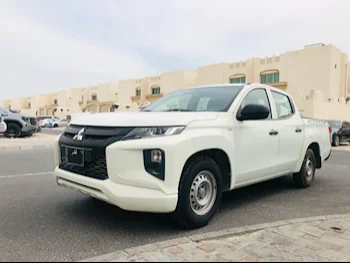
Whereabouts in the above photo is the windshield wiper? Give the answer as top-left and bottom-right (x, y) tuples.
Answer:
(165, 108), (192, 112)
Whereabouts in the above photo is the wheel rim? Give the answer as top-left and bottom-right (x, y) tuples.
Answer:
(305, 157), (314, 180)
(190, 170), (217, 216)
(335, 137), (340, 146)
(7, 128), (17, 138)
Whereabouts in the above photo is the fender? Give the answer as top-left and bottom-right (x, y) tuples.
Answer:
(177, 120), (236, 189)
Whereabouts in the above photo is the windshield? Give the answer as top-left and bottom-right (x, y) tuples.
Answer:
(0, 106), (10, 115)
(327, 120), (342, 129)
(142, 85), (244, 112)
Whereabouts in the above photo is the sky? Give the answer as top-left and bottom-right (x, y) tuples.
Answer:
(1, 0), (350, 99)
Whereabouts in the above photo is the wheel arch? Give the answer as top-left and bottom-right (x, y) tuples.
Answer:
(180, 148), (232, 192)
(293, 142), (322, 173)
(308, 142), (321, 169)
(4, 120), (23, 129)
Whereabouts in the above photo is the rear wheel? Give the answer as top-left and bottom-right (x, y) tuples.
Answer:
(332, 135), (340, 147)
(4, 123), (21, 138)
(293, 149), (316, 188)
(54, 124), (58, 128)
(173, 156), (222, 229)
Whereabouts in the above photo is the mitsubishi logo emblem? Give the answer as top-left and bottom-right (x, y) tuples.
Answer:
(73, 128), (85, 141)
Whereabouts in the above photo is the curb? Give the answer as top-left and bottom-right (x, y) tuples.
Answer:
(80, 213), (350, 262)
(332, 148), (350, 152)
(0, 142), (54, 152)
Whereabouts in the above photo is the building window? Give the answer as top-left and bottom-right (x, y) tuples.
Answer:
(261, 72), (279, 84)
(230, 76), (246, 84)
(152, 86), (161, 95)
(92, 94), (98, 101)
(28, 102), (31, 108)
(136, 89), (141, 97)
(54, 99), (58, 105)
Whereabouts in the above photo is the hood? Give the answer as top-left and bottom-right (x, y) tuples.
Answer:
(6, 111), (35, 119)
(71, 112), (219, 127)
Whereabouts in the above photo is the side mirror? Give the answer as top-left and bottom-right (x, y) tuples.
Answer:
(237, 104), (270, 121)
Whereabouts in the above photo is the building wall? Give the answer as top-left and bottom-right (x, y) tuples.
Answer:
(196, 63), (228, 86)
(119, 78), (144, 107)
(195, 44), (348, 99)
(292, 90), (350, 121)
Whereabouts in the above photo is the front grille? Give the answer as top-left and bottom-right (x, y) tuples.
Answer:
(58, 125), (133, 180)
(59, 155), (108, 180)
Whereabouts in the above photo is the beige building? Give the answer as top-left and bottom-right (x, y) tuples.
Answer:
(1, 43), (349, 120)
(197, 43), (349, 99)
(121, 70), (198, 107)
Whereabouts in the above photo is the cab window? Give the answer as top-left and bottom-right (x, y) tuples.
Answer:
(271, 91), (294, 119)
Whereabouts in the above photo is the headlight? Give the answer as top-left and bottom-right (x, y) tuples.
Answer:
(122, 126), (185, 141)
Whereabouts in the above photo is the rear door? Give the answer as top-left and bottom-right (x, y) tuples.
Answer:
(270, 90), (305, 173)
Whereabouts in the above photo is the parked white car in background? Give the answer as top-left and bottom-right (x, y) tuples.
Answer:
(0, 116), (7, 133)
(38, 116), (68, 128)
(38, 116), (57, 127)
(53, 83), (332, 229)
(55, 119), (68, 128)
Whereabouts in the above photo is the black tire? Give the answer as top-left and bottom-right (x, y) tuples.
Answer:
(4, 123), (21, 138)
(54, 124), (58, 128)
(293, 149), (316, 188)
(173, 156), (223, 230)
(332, 135), (340, 147)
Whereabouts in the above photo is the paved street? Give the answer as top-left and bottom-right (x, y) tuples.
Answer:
(0, 149), (350, 262)
(40, 127), (66, 136)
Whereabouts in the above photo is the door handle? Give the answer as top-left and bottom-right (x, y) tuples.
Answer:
(295, 127), (303, 133)
(269, 129), (279, 136)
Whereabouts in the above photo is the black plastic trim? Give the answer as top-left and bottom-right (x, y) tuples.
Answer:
(143, 149), (165, 180)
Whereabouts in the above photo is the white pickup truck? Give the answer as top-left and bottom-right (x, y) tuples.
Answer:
(53, 83), (332, 229)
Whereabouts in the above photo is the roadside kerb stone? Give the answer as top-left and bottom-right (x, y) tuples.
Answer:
(81, 213), (350, 262)
(332, 145), (350, 151)
(0, 139), (55, 152)
(189, 220), (289, 242)
(124, 237), (192, 255)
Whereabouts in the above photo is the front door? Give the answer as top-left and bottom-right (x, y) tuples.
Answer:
(270, 91), (304, 173)
(342, 121), (350, 141)
(234, 88), (279, 185)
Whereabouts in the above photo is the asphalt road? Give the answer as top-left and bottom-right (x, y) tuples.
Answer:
(40, 127), (66, 136)
(0, 149), (350, 262)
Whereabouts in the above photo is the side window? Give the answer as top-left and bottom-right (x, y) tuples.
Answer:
(344, 122), (350, 128)
(240, 89), (272, 119)
(271, 91), (294, 119)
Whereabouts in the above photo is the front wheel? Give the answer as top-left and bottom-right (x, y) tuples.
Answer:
(4, 123), (21, 138)
(293, 149), (316, 188)
(173, 156), (222, 230)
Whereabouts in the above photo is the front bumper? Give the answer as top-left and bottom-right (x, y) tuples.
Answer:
(0, 122), (6, 133)
(54, 168), (178, 213)
(21, 124), (36, 134)
(53, 130), (199, 213)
